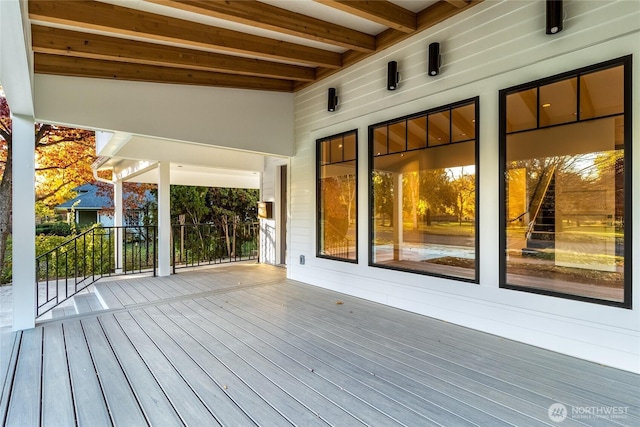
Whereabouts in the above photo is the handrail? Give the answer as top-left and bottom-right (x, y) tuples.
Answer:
(172, 222), (259, 272)
(525, 165), (556, 240)
(35, 225), (157, 318)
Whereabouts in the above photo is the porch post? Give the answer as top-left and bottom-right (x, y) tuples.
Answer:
(114, 179), (123, 273)
(12, 114), (36, 330)
(157, 162), (171, 276)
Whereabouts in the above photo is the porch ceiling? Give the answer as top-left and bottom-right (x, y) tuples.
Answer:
(28, 0), (482, 93)
(94, 133), (267, 188)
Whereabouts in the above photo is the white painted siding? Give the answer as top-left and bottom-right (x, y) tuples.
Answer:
(285, 0), (640, 373)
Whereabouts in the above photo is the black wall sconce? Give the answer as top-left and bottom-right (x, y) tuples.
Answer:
(428, 42), (441, 76)
(387, 61), (400, 90)
(546, 0), (563, 34)
(327, 87), (338, 112)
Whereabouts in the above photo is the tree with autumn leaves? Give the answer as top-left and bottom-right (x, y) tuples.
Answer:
(0, 92), (96, 282)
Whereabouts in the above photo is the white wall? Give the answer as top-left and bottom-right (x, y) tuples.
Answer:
(275, 0), (640, 373)
(34, 75), (295, 157)
(260, 156), (288, 265)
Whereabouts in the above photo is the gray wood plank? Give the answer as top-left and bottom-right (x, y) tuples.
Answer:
(41, 323), (76, 427)
(113, 311), (222, 426)
(111, 279), (150, 305)
(103, 281), (137, 307)
(170, 299), (395, 427)
(198, 296), (459, 427)
(63, 320), (112, 427)
(281, 280), (640, 392)
(93, 283), (125, 309)
(240, 288), (556, 427)
(5, 328), (42, 427)
(155, 302), (349, 427)
(130, 307), (262, 427)
(131, 304), (291, 426)
(267, 283), (640, 411)
(97, 315), (184, 427)
(81, 317), (148, 426)
(0, 330), (20, 425)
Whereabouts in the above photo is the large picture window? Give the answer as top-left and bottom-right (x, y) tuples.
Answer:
(500, 56), (631, 307)
(369, 98), (479, 282)
(317, 130), (358, 262)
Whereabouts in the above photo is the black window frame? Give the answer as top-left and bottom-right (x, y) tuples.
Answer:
(498, 55), (632, 308)
(368, 97), (480, 283)
(316, 129), (359, 263)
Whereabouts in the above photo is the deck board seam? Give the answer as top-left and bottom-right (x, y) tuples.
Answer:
(244, 285), (636, 422)
(199, 295), (468, 426)
(35, 280), (282, 327)
(234, 288), (559, 426)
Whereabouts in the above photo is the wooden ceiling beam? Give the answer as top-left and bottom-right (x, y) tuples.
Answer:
(148, 0), (375, 53)
(34, 53), (295, 92)
(315, 0), (416, 33)
(31, 25), (315, 82)
(28, 0), (342, 68)
(298, 1), (482, 90)
(444, 0), (471, 8)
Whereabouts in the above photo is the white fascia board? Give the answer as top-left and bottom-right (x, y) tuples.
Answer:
(114, 160), (158, 182)
(0, 0), (34, 117)
(95, 131), (133, 157)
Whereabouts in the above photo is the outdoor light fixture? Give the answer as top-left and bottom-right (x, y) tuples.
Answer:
(387, 61), (400, 90)
(546, 0), (563, 34)
(327, 87), (338, 112)
(428, 42), (441, 76)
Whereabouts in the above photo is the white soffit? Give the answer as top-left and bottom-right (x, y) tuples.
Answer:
(127, 164), (260, 189)
(112, 135), (267, 172)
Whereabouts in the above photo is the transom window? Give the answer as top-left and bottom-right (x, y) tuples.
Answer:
(500, 56), (631, 307)
(317, 130), (358, 262)
(369, 98), (479, 282)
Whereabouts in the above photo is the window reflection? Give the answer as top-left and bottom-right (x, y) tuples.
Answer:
(318, 131), (358, 262)
(370, 99), (478, 281)
(502, 59), (628, 304)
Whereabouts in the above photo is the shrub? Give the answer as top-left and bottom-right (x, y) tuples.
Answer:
(36, 222), (72, 236)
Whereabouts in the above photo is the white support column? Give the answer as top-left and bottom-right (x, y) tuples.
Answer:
(392, 172), (403, 261)
(157, 162), (171, 276)
(114, 180), (123, 273)
(12, 114), (36, 330)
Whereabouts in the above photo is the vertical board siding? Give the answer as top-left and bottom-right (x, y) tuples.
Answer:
(280, 0), (640, 373)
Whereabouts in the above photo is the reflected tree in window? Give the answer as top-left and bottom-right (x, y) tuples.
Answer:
(501, 58), (629, 306)
(317, 131), (357, 261)
(370, 98), (478, 281)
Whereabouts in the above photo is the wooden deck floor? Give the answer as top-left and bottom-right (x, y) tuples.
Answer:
(1, 263), (638, 426)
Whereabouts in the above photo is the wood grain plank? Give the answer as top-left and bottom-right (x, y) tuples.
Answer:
(271, 282), (640, 407)
(244, 288), (552, 427)
(5, 328), (42, 427)
(207, 293), (474, 427)
(0, 330), (20, 424)
(81, 318), (147, 426)
(157, 301), (359, 426)
(93, 283), (125, 309)
(98, 315), (185, 426)
(174, 298), (396, 426)
(41, 324), (76, 427)
(113, 311), (222, 426)
(63, 320), (112, 427)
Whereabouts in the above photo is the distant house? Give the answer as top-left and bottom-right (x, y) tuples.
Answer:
(55, 183), (155, 227)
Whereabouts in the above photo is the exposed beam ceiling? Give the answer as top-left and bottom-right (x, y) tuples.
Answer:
(29, 0), (482, 93)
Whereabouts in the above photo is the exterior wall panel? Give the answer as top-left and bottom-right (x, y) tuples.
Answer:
(279, 0), (640, 373)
